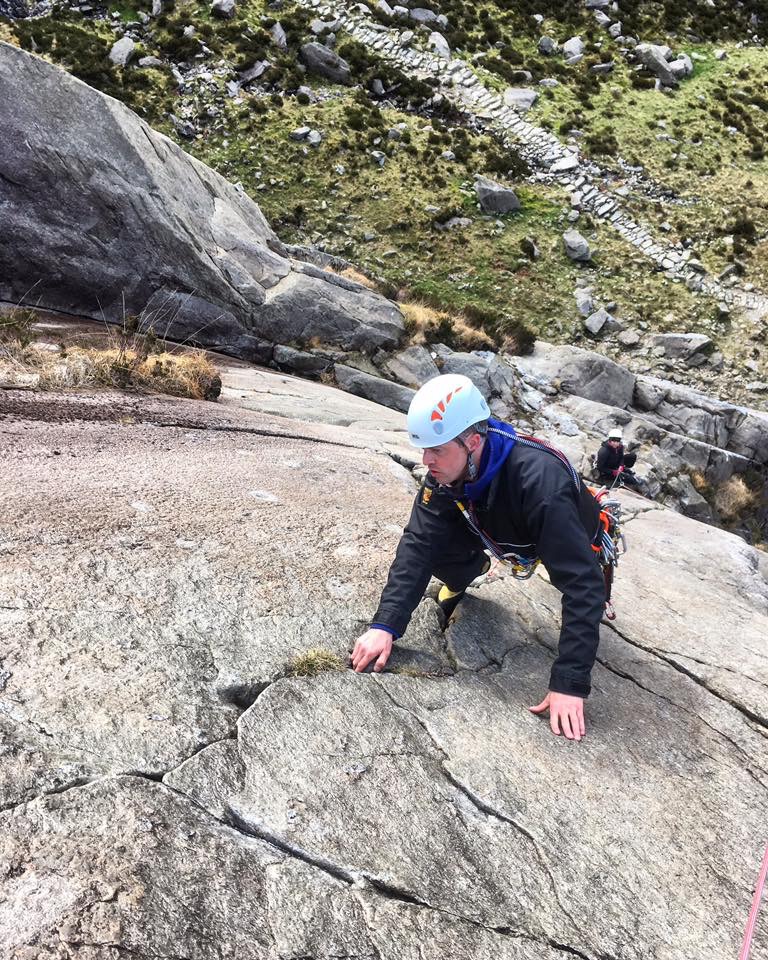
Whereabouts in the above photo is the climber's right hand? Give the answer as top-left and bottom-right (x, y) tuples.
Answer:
(350, 628), (393, 673)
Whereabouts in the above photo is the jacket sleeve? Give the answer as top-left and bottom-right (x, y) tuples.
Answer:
(595, 444), (610, 473)
(371, 483), (460, 638)
(519, 462), (605, 697)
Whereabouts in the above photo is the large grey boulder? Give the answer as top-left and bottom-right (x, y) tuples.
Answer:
(299, 41), (351, 83)
(210, 0), (235, 17)
(334, 364), (416, 412)
(474, 175), (521, 214)
(652, 332), (713, 362)
(0, 43), (402, 359)
(409, 6), (439, 24)
(509, 342), (635, 408)
(428, 31), (450, 58)
(635, 43), (677, 85)
(108, 36), (136, 66)
(562, 36), (585, 59)
(440, 351), (517, 406)
(382, 345), (440, 388)
(563, 228), (592, 262)
(634, 374), (768, 462)
(502, 87), (539, 112)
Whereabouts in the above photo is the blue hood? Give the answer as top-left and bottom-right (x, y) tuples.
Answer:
(462, 418), (517, 502)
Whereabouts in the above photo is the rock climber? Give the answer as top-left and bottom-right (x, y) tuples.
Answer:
(350, 374), (607, 741)
(595, 428), (643, 491)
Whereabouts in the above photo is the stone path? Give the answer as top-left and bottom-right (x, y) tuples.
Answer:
(300, 0), (768, 317)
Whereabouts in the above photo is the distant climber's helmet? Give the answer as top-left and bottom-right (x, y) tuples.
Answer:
(608, 428), (623, 441)
(407, 374), (490, 448)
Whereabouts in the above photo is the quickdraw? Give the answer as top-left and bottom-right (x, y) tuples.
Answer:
(589, 486), (628, 621)
(454, 499), (540, 580)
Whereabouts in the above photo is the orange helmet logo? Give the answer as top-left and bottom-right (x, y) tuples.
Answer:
(430, 385), (463, 423)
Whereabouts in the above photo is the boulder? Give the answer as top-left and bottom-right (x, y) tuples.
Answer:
(652, 332), (713, 362)
(334, 364), (415, 412)
(299, 42), (350, 83)
(666, 475), (716, 523)
(635, 43), (677, 85)
(562, 36), (585, 59)
(409, 6), (438, 24)
(474, 175), (521, 215)
(0, 43), (403, 359)
(270, 21), (287, 48)
(440, 352), (517, 410)
(273, 344), (334, 378)
(376, 0), (394, 14)
(538, 36), (557, 55)
(509, 342), (636, 408)
(583, 307), (615, 336)
(382, 345), (440, 389)
(108, 36), (136, 66)
(563, 228), (591, 262)
(210, 0), (235, 18)
(428, 31), (450, 58)
(502, 87), (538, 112)
(574, 288), (596, 317)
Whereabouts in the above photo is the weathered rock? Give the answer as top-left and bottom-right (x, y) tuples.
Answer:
(376, 0), (394, 14)
(2, 342), (768, 960)
(334, 364), (415, 412)
(440, 351), (517, 410)
(652, 332), (713, 362)
(299, 41), (350, 83)
(562, 36), (585, 59)
(409, 6), (439, 24)
(0, 44), (403, 358)
(382, 345), (440, 389)
(238, 59), (270, 83)
(270, 20), (287, 48)
(520, 236), (540, 260)
(108, 36), (135, 66)
(635, 43), (677, 85)
(474, 175), (521, 215)
(428, 30), (450, 58)
(584, 307), (614, 336)
(210, 0), (235, 18)
(574, 288), (595, 317)
(666, 474), (716, 523)
(502, 87), (538, 112)
(563, 228), (591, 262)
(538, 36), (557, 55)
(138, 55), (165, 68)
(273, 343), (334, 378)
(509, 341), (636, 408)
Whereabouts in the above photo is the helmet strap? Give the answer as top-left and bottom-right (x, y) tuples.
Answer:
(456, 437), (478, 481)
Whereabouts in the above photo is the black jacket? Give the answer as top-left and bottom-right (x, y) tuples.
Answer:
(372, 442), (606, 697)
(596, 440), (624, 475)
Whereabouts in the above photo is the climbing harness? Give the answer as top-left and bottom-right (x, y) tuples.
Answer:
(453, 430), (628, 612)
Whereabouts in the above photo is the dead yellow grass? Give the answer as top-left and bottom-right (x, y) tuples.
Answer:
(286, 648), (345, 677)
(714, 475), (757, 521)
(1, 342), (221, 400)
(400, 301), (495, 352)
(336, 266), (378, 290)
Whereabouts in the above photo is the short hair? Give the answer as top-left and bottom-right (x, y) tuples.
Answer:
(457, 420), (489, 442)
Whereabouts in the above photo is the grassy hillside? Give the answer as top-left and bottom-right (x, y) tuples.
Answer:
(4, 0), (768, 396)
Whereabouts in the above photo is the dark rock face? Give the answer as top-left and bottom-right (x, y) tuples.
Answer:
(0, 43), (403, 358)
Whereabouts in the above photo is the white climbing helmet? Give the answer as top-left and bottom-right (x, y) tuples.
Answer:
(608, 428), (623, 441)
(407, 374), (490, 448)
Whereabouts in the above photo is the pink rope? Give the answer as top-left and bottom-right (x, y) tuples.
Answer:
(740, 845), (768, 960)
